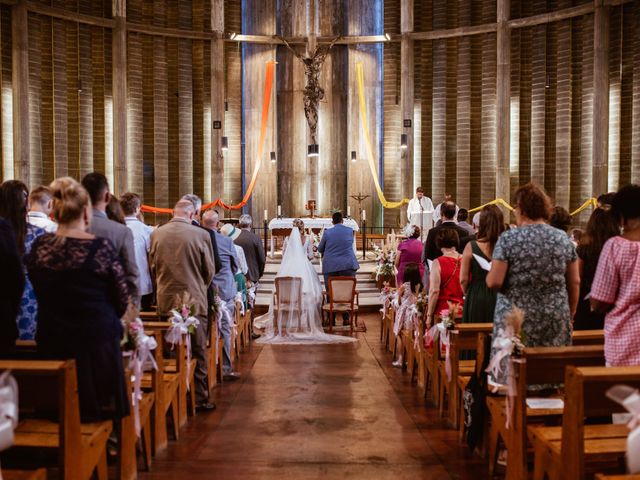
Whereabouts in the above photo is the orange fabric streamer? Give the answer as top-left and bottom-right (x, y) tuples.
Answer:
(141, 60), (276, 214)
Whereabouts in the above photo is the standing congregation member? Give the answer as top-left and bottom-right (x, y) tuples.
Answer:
(82, 173), (139, 302)
(407, 186), (434, 241)
(0, 181), (45, 340)
(574, 208), (619, 330)
(121, 192), (155, 311)
(220, 223), (250, 310)
(460, 205), (505, 325)
(182, 194), (222, 273)
(234, 214), (266, 310)
(0, 217), (24, 354)
(433, 193), (459, 226)
(202, 210), (241, 381)
(394, 225), (424, 285)
(456, 209), (476, 236)
(318, 211), (360, 325)
(422, 201), (470, 261)
(590, 185), (640, 366)
(150, 200), (215, 410)
(486, 183), (579, 386)
(550, 206), (572, 234)
(26, 177), (129, 422)
(27, 186), (58, 233)
(426, 229), (464, 326)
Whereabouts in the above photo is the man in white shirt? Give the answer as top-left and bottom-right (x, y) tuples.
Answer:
(407, 186), (434, 242)
(433, 193), (460, 225)
(27, 186), (57, 233)
(120, 192), (154, 310)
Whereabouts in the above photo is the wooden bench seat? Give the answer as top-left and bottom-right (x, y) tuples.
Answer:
(486, 345), (605, 479)
(1, 469), (47, 480)
(596, 475), (640, 480)
(0, 359), (112, 480)
(528, 365), (640, 479)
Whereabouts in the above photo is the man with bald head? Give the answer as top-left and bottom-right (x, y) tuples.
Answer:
(149, 199), (216, 409)
(201, 210), (241, 381)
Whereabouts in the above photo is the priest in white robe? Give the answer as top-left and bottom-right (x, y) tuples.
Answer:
(407, 187), (433, 242)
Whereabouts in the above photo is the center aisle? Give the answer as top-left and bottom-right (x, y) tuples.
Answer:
(141, 314), (480, 479)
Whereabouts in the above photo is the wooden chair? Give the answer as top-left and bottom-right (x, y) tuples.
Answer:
(0, 359), (112, 480)
(528, 365), (640, 480)
(486, 345), (605, 480)
(274, 277), (303, 335)
(441, 323), (493, 428)
(322, 276), (359, 333)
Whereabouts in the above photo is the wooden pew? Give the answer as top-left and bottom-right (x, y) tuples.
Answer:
(1, 470), (47, 480)
(528, 365), (640, 480)
(140, 331), (180, 454)
(596, 476), (640, 480)
(440, 323), (493, 428)
(458, 332), (490, 444)
(572, 329), (605, 346)
(486, 344), (606, 480)
(0, 359), (112, 480)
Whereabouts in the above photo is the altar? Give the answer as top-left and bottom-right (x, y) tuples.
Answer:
(267, 217), (359, 257)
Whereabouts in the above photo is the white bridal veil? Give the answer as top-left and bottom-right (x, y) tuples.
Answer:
(255, 228), (356, 345)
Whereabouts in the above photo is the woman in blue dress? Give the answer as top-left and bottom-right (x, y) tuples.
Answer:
(0, 180), (45, 340)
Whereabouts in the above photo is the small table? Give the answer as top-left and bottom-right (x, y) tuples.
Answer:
(267, 218), (359, 258)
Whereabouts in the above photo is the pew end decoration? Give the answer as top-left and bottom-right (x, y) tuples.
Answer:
(606, 384), (640, 474)
(373, 243), (396, 286)
(0, 370), (18, 454)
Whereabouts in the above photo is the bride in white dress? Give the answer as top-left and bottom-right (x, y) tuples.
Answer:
(255, 222), (356, 345)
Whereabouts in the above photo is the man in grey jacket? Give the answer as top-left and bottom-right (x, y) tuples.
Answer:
(82, 172), (139, 301)
(202, 210), (241, 381)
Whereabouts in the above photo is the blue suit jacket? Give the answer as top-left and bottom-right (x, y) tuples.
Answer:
(318, 223), (360, 274)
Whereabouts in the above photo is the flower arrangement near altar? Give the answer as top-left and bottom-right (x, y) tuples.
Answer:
(373, 243), (396, 279)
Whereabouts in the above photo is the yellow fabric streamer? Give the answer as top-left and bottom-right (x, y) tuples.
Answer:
(569, 198), (598, 217)
(356, 62), (408, 209)
(468, 198), (514, 214)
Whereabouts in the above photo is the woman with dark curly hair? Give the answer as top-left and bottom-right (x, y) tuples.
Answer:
(486, 183), (579, 386)
(574, 208), (620, 330)
(591, 184), (640, 366)
(0, 180), (46, 340)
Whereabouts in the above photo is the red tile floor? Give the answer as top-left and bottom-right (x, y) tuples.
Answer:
(139, 313), (489, 479)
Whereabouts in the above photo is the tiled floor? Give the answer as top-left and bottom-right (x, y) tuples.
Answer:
(140, 314), (488, 479)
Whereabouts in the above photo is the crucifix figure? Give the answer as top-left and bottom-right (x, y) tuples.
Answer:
(281, 36), (340, 145)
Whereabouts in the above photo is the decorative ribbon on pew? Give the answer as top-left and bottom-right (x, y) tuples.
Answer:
(129, 328), (158, 436)
(214, 296), (234, 367)
(235, 292), (245, 316)
(140, 60), (276, 214)
(166, 311), (200, 392)
(0, 370), (18, 453)
(436, 322), (453, 383)
(355, 62), (409, 209)
(606, 385), (640, 474)
(485, 307), (525, 429)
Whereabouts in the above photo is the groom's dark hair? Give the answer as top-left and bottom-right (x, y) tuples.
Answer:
(332, 211), (343, 224)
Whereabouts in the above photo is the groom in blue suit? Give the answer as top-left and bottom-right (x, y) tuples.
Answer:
(318, 211), (360, 293)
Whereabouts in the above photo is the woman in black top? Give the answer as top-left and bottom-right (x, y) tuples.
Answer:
(574, 207), (620, 330)
(26, 177), (130, 422)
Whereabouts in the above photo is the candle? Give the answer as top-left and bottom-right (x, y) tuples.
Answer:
(264, 209), (268, 221)
(277, 205), (282, 216)
(347, 206), (351, 217)
(362, 209), (366, 221)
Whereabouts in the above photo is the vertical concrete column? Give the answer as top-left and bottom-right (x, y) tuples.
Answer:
(400, 0), (414, 214)
(592, 0), (609, 196)
(12, 0), (29, 184)
(112, 0), (128, 194)
(495, 0), (511, 208)
(211, 0), (225, 202)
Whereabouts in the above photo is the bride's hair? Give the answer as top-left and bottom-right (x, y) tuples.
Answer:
(292, 218), (305, 234)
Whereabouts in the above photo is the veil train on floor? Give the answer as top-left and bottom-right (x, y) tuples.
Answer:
(255, 228), (356, 345)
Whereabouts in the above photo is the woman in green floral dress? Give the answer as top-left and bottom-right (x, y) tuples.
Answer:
(486, 184), (580, 386)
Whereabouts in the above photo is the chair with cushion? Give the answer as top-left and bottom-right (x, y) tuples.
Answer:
(322, 277), (359, 333)
(274, 277), (303, 335)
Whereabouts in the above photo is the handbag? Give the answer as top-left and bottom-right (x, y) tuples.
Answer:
(0, 370), (18, 452)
